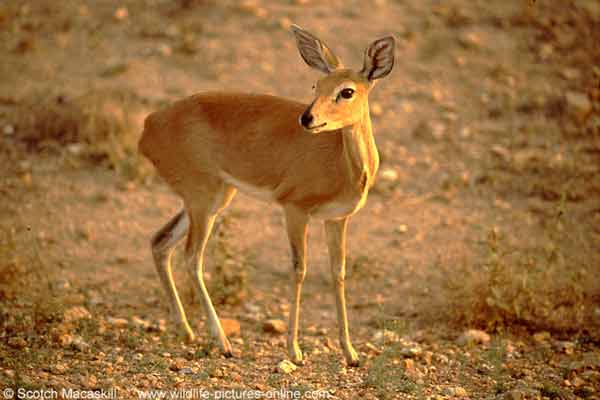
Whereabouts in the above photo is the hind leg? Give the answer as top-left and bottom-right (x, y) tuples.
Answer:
(151, 210), (194, 340)
(184, 182), (237, 356)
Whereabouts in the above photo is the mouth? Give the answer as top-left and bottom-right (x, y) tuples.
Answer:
(305, 122), (327, 133)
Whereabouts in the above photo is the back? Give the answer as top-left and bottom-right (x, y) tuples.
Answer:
(139, 92), (345, 204)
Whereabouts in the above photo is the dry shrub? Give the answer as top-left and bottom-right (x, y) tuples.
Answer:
(426, 217), (599, 334)
(10, 89), (153, 180)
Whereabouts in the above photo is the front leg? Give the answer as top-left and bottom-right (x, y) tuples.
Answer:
(324, 217), (359, 367)
(284, 206), (309, 365)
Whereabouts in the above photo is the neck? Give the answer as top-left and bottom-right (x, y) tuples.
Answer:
(340, 106), (379, 190)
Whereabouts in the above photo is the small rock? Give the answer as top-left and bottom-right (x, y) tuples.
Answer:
(400, 344), (423, 358)
(263, 319), (287, 334)
(8, 337), (27, 349)
(179, 367), (194, 375)
(51, 363), (68, 375)
(371, 102), (384, 117)
(106, 317), (129, 327)
(565, 91), (592, 121)
(149, 319), (166, 332)
(532, 331), (551, 343)
(63, 306), (91, 323)
(457, 329), (491, 346)
(435, 353), (449, 364)
(131, 316), (151, 330)
(445, 386), (468, 397)
(491, 145), (511, 162)
(423, 351), (433, 365)
(539, 43), (553, 60)
(114, 7), (128, 20)
(364, 342), (382, 354)
(57, 333), (74, 347)
(554, 340), (575, 354)
(458, 31), (482, 49)
(220, 318), (241, 337)
(380, 168), (398, 181)
(372, 329), (399, 344)
(395, 224), (408, 234)
(560, 67), (581, 81)
(276, 360), (297, 374)
(571, 376), (585, 388)
(52, 279), (71, 290)
(502, 390), (524, 400)
(3, 124), (14, 136)
(402, 358), (415, 372)
(169, 357), (187, 372)
(157, 43), (172, 57)
(71, 336), (90, 352)
(278, 17), (292, 30)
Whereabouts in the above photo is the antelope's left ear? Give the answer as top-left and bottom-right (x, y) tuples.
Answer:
(360, 36), (395, 81)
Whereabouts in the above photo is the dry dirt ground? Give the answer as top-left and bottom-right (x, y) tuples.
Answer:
(1, 1), (600, 399)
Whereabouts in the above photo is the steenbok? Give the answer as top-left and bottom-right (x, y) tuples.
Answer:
(139, 25), (395, 366)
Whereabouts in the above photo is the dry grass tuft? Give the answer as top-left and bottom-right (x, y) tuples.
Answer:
(8, 89), (154, 180)
(424, 212), (599, 335)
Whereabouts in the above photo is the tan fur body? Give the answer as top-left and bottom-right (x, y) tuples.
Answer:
(139, 91), (378, 219)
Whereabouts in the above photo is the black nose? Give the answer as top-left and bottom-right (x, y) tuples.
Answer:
(300, 110), (314, 128)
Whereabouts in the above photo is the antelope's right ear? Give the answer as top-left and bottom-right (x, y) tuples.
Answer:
(290, 24), (343, 74)
(360, 36), (395, 81)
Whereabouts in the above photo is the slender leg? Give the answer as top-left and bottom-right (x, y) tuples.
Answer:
(185, 185), (236, 357)
(284, 206), (309, 365)
(324, 217), (359, 367)
(151, 210), (195, 341)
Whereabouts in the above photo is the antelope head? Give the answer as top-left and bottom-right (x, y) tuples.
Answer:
(291, 25), (395, 134)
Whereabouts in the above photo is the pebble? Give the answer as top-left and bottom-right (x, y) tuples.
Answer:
(263, 319), (287, 334)
(3, 124), (14, 136)
(51, 363), (68, 375)
(169, 358), (187, 372)
(8, 337), (27, 349)
(554, 340), (575, 354)
(400, 344), (423, 358)
(71, 336), (90, 352)
(565, 91), (592, 121)
(380, 168), (398, 181)
(457, 31), (482, 49)
(445, 386), (468, 397)
(63, 306), (91, 323)
(371, 102), (384, 117)
(532, 331), (550, 343)
(131, 316), (151, 330)
(106, 317), (129, 327)
(457, 329), (491, 345)
(372, 329), (399, 344)
(114, 7), (128, 20)
(276, 360), (297, 374)
(220, 318), (241, 337)
(395, 224), (408, 234)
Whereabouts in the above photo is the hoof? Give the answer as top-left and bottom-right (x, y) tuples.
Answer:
(220, 337), (233, 358)
(291, 356), (305, 366)
(346, 357), (360, 367)
(345, 347), (360, 367)
(222, 350), (233, 358)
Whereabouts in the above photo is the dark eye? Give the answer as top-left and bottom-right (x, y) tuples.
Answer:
(339, 88), (354, 99)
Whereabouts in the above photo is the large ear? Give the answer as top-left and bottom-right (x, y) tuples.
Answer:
(360, 36), (395, 81)
(290, 24), (342, 74)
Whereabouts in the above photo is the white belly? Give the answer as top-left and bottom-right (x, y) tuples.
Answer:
(220, 172), (275, 202)
(310, 189), (369, 220)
